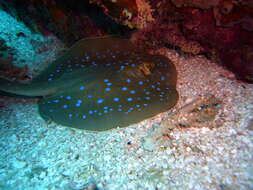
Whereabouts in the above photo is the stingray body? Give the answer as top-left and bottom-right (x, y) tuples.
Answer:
(0, 37), (178, 131)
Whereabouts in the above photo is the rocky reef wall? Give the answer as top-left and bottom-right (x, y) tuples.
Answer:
(0, 0), (252, 82)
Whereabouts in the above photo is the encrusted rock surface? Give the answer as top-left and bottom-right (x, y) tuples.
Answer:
(1, 0), (252, 82)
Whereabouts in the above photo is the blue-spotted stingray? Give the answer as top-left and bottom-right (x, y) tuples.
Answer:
(0, 37), (178, 131)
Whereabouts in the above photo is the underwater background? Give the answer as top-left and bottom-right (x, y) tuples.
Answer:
(0, 1), (253, 190)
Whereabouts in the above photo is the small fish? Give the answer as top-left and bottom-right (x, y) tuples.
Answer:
(0, 37), (178, 131)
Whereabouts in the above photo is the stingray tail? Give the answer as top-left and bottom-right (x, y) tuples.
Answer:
(0, 78), (39, 97)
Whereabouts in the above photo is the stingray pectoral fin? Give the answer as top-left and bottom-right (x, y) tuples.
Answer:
(38, 57), (178, 131)
(38, 82), (178, 131)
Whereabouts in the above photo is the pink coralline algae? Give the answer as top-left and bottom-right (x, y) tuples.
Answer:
(219, 46), (253, 83)
(90, 0), (154, 28)
(182, 9), (244, 50)
(181, 7), (253, 82)
(170, 0), (220, 9)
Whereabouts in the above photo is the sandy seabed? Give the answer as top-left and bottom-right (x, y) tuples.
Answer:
(0, 9), (252, 190)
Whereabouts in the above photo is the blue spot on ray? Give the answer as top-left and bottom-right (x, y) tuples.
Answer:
(127, 97), (133, 102)
(97, 99), (104, 104)
(79, 86), (85, 90)
(130, 90), (136, 94)
(105, 87), (111, 92)
(128, 107), (134, 112)
(114, 97), (119, 102)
